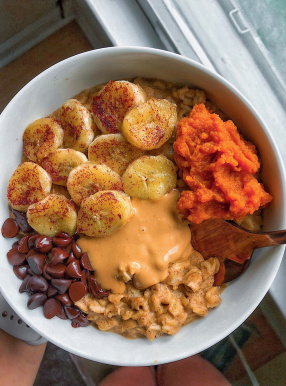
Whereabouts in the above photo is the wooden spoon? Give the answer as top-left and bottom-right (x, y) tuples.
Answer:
(190, 219), (286, 284)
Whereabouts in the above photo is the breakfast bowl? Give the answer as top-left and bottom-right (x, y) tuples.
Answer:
(0, 47), (285, 366)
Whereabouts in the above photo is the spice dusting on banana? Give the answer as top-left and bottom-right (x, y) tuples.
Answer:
(7, 79), (180, 238)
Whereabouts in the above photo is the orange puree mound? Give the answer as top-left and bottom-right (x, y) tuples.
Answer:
(174, 104), (272, 224)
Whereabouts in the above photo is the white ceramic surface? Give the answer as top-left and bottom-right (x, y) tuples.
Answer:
(0, 47), (285, 366)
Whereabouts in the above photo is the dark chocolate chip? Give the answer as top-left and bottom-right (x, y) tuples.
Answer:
(1, 218), (19, 238)
(47, 284), (58, 298)
(64, 306), (80, 319)
(55, 293), (73, 306)
(19, 274), (32, 293)
(34, 235), (53, 254)
(11, 209), (32, 233)
(69, 281), (87, 302)
(65, 260), (82, 278)
(26, 275), (48, 293)
(45, 263), (66, 278)
(50, 248), (69, 266)
(13, 265), (29, 280)
(12, 240), (20, 249)
(80, 252), (94, 271)
(18, 235), (30, 253)
(72, 242), (82, 258)
(43, 263), (52, 281)
(66, 251), (77, 265)
(87, 276), (111, 299)
(51, 278), (72, 294)
(71, 312), (90, 328)
(53, 237), (73, 248)
(56, 307), (68, 320)
(7, 247), (26, 266)
(28, 293), (47, 309)
(65, 243), (73, 254)
(43, 298), (62, 319)
(27, 253), (47, 275)
(28, 234), (39, 250)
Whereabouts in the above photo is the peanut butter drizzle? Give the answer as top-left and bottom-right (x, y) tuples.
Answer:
(77, 190), (193, 294)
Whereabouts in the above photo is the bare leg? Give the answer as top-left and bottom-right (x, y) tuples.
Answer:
(0, 329), (46, 386)
(99, 366), (157, 386)
(157, 355), (230, 386)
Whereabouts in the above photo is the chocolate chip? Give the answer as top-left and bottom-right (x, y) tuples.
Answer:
(19, 274), (32, 293)
(47, 284), (58, 298)
(72, 242), (82, 258)
(51, 278), (72, 294)
(26, 275), (48, 293)
(1, 218), (19, 238)
(53, 237), (73, 248)
(34, 235), (53, 254)
(80, 252), (94, 271)
(43, 298), (62, 319)
(7, 247), (26, 266)
(45, 263), (66, 278)
(13, 265), (29, 280)
(71, 312), (90, 328)
(27, 252), (47, 275)
(66, 251), (77, 265)
(11, 209), (32, 233)
(65, 243), (73, 254)
(18, 235), (30, 253)
(65, 260), (82, 278)
(87, 276), (111, 298)
(56, 307), (68, 320)
(12, 240), (20, 249)
(28, 234), (38, 250)
(50, 248), (69, 266)
(43, 263), (52, 281)
(64, 306), (80, 319)
(28, 293), (47, 310)
(55, 293), (73, 306)
(69, 281), (87, 302)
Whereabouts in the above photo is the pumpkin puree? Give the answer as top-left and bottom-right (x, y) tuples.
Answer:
(174, 104), (272, 224)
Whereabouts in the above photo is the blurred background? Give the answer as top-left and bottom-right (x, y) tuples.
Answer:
(1, 1), (286, 385)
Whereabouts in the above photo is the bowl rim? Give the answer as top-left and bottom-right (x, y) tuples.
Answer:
(0, 46), (285, 366)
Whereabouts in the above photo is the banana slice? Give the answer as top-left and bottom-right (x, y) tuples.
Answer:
(92, 80), (147, 134)
(59, 99), (95, 152)
(77, 190), (133, 237)
(88, 133), (145, 175)
(122, 98), (177, 150)
(7, 162), (52, 212)
(23, 117), (64, 163)
(42, 148), (88, 186)
(67, 162), (123, 206)
(122, 155), (177, 200)
(27, 194), (77, 237)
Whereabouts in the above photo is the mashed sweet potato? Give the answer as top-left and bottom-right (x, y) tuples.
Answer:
(174, 104), (272, 224)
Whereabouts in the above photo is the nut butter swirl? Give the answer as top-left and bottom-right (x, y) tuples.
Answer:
(77, 190), (192, 293)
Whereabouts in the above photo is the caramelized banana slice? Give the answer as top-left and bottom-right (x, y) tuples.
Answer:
(122, 98), (177, 150)
(27, 194), (77, 237)
(88, 133), (145, 175)
(59, 99), (95, 152)
(23, 118), (64, 163)
(92, 80), (147, 134)
(77, 190), (133, 237)
(42, 148), (88, 186)
(122, 155), (177, 200)
(67, 162), (123, 206)
(7, 162), (52, 212)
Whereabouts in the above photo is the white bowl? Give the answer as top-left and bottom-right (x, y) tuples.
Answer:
(0, 47), (285, 366)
